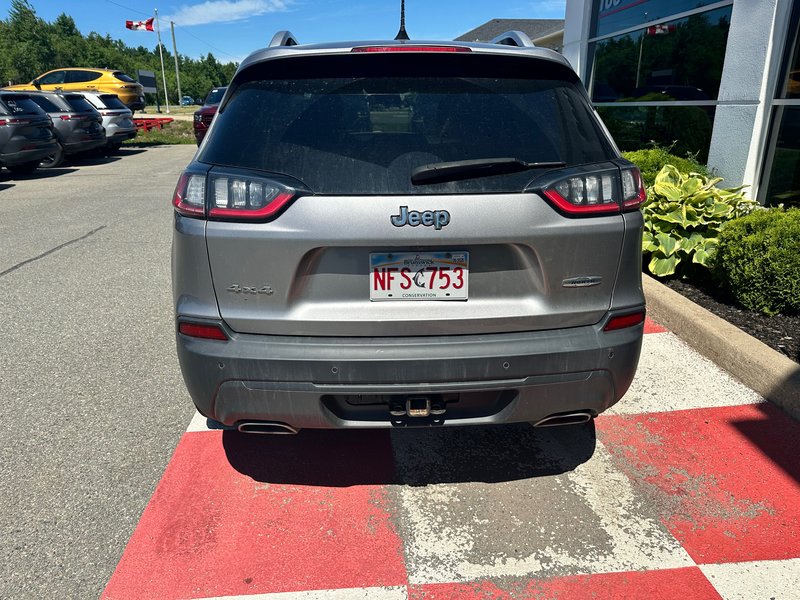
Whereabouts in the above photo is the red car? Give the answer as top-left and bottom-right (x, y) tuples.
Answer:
(193, 87), (227, 145)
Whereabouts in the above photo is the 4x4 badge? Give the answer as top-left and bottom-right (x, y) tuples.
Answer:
(391, 206), (450, 230)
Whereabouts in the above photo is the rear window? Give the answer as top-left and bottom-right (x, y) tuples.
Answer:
(0, 94), (44, 115)
(204, 88), (226, 105)
(113, 72), (136, 83)
(199, 54), (613, 194)
(29, 95), (62, 113)
(65, 96), (96, 113)
(98, 95), (128, 110)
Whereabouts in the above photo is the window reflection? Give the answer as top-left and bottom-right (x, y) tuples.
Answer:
(593, 0), (726, 38)
(763, 107), (800, 208)
(591, 7), (732, 102)
(597, 105), (715, 162)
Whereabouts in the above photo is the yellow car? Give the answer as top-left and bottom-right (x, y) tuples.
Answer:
(4, 68), (144, 110)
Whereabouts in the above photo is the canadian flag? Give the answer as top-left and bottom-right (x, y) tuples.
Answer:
(126, 17), (154, 31)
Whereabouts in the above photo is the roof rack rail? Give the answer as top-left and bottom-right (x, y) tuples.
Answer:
(489, 31), (535, 48)
(269, 31), (300, 48)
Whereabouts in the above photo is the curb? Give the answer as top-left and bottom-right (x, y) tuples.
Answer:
(643, 275), (800, 420)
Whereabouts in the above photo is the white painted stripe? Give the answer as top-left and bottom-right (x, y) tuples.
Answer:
(700, 558), (800, 600)
(186, 410), (216, 432)
(608, 332), (763, 415)
(395, 434), (693, 584)
(195, 585), (408, 600)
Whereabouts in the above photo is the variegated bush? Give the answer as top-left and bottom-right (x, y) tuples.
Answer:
(641, 165), (758, 277)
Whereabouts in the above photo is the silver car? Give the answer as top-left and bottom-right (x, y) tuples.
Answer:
(172, 31), (647, 434)
(0, 91), (58, 176)
(77, 92), (137, 152)
(26, 91), (105, 167)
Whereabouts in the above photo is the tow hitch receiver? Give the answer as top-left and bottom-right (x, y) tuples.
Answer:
(407, 396), (431, 417)
(390, 396), (448, 418)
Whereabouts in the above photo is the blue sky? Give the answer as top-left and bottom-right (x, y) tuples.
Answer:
(2, 0), (566, 63)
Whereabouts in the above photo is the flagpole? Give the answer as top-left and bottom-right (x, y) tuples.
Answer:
(154, 8), (170, 114)
(170, 21), (183, 106)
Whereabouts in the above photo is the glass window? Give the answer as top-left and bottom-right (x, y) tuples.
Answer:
(112, 72), (136, 83)
(761, 107), (800, 208)
(204, 87), (227, 105)
(29, 95), (62, 112)
(97, 95), (128, 110)
(596, 105), (715, 162)
(201, 69), (614, 195)
(64, 95), (96, 113)
(593, 0), (726, 38)
(590, 6), (732, 102)
(0, 95), (45, 115)
(38, 71), (65, 85)
(65, 70), (102, 83)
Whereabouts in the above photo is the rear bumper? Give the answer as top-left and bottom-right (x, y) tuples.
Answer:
(0, 140), (58, 166)
(176, 312), (644, 428)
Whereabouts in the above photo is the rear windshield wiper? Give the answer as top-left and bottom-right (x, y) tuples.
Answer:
(411, 158), (566, 186)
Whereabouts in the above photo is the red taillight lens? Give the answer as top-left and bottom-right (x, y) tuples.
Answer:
(172, 171), (299, 221)
(541, 165), (646, 216)
(59, 114), (88, 121)
(604, 311), (646, 332)
(621, 167), (646, 210)
(179, 322), (228, 341)
(0, 117), (32, 126)
(172, 172), (206, 217)
(352, 46), (471, 53)
(543, 170), (621, 215)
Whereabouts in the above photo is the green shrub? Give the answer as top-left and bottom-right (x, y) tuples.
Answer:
(623, 147), (708, 187)
(711, 208), (800, 315)
(642, 165), (758, 277)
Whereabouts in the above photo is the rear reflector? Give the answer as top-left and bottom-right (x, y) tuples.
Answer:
(352, 46), (471, 53)
(604, 311), (646, 332)
(178, 322), (228, 341)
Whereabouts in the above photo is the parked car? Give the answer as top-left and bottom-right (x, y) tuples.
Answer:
(77, 92), (137, 152)
(25, 91), (105, 167)
(4, 68), (145, 111)
(180, 95), (194, 106)
(0, 91), (58, 175)
(192, 86), (227, 145)
(172, 32), (646, 434)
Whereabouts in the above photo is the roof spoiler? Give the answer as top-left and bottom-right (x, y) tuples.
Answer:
(269, 31), (299, 48)
(489, 31), (535, 48)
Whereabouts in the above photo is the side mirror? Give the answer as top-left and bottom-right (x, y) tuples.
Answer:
(33, 79), (41, 90)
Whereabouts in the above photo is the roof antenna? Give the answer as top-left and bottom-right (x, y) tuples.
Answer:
(395, 0), (410, 40)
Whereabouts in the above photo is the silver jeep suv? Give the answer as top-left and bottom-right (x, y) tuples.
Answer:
(172, 31), (646, 434)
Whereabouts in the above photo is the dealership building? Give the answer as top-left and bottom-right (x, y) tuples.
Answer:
(559, 0), (800, 207)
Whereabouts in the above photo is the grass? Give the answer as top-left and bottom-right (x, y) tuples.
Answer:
(140, 104), (198, 116)
(123, 119), (196, 146)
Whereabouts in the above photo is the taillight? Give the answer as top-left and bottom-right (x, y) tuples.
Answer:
(352, 46), (471, 53)
(172, 172), (206, 217)
(540, 164), (646, 216)
(172, 171), (299, 221)
(0, 117), (32, 126)
(620, 167), (647, 210)
(178, 322), (228, 341)
(604, 311), (646, 332)
(59, 114), (88, 121)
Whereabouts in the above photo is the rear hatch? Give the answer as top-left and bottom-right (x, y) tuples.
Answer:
(196, 50), (632, 337)
(49, 94), (103, 143)
(0, 93), (54, 150)
(96, 94), (134, 130)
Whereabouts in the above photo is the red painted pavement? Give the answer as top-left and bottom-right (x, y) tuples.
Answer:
(597, 403), (800, 564)
(644, 317), (668, 334)
(407, 567), (722, 599)
(102, 430), (407, 599)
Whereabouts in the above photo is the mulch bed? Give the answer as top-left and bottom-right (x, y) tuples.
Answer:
(663, 278), (800, 365)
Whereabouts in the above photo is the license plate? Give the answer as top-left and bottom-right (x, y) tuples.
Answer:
(369, 252), (469, 301)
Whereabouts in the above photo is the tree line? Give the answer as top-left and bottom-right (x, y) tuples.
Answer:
(0, 0), (238, 104)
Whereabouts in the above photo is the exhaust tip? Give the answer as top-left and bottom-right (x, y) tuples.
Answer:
(237, 421), (298, 435)
(533, 411), (594, 427)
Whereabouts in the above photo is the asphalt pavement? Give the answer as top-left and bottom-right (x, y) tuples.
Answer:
(0, 146), (198, 598)
(1, 146), (797, 600)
